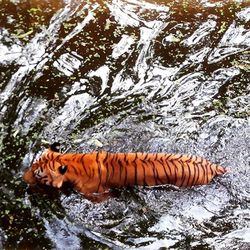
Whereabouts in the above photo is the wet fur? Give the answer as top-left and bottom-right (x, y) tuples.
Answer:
(23, 146), (227, 201)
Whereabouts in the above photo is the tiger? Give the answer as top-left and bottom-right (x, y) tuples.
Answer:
(23, 143), (227, 201)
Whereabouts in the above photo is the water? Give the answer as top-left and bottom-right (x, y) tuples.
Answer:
(0, 0), (250, 249)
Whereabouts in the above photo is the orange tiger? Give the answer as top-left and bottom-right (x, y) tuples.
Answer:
(23, 144), (227, 201)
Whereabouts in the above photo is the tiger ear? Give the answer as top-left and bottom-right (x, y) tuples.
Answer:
(58, 165), (68, 175)
(50, 142), (61, 152)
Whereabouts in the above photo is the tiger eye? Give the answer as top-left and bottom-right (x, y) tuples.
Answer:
(50, 142), (61, 152)
(58, 165), (67, 175)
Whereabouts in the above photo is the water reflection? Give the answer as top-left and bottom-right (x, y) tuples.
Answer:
(0, 0), (249, 249)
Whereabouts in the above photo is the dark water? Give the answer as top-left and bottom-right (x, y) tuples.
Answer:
(0, 0), (250, 249)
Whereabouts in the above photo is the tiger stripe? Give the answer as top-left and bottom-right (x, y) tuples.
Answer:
(186, 161), (193, 187)
(23, 148), (227, 198)
(157, 156), (169, 183)
(141, 159), (148, 186)
(80, 154), (91, 178)
(96, 152), (102, 193)
(103, 152), (110, 186)
(133, 153), (138, 186)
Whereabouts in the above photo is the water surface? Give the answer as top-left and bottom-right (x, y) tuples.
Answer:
(0, 0), (250, 249)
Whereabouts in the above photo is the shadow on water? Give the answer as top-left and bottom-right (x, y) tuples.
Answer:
(0, 0), (250, 249)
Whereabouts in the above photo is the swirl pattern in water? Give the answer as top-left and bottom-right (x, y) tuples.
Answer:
(0, 0), (249, 249)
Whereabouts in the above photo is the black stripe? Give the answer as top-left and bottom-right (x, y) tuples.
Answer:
(194, 155), (198, 162)
(71, 165), (79, 175)
(151, 158), (165, 185)
(165, 159), (173, 184)
(158, 156), (170, 183)
(104, 152), (110, 185)
(39, 175), (48, 181)
(165, 154), (172, 160)
(141, 160), (150, 186)
(185, 162), (192, 186)
(154, 153), (158, 161)
(96, 152), (102, 193)
(144, 153), (149, 161)
(195, 163), (200, 184)
(141, 161), (147, 186)
(80, 154), (90, 178)
(186, 155), (193, 162)
(110, 153), (116, 181)
(52, 159), (55, 171)
(118, 158), (123, 183)
(190, 162), (197, 187)
(155, 163), (165, 185)
(178, 160), (186, 187)
(103, 152), (109, 163)
(200, 159), (207, 184)
(49, 161), (54, 171)
(40, 165), (44, 172)
(124, 154), (128, 186)
(197, 162), (204, 185)
(217, 165), (225, 174)
(149, 159), (158, 185)
(206, 163), (211, 183)
(171, 160), (178, 185)
(134, 153), (138, 186)
(189, 159), (197, 186)
(71, 154), (76, 162)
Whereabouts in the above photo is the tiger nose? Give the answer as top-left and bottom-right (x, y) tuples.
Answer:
(52, 179), (63, 188)
(23, 169), (37, 185)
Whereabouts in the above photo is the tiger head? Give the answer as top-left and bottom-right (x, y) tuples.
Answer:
(23, 143), (68, 189)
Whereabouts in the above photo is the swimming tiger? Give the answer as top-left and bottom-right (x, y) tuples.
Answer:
(23, 143), (227, 201)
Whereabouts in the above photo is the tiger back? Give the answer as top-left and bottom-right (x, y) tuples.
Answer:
(23, 145), (227, 199)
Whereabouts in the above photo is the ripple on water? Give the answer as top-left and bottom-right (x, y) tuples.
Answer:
(0, 0), (250, 249)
